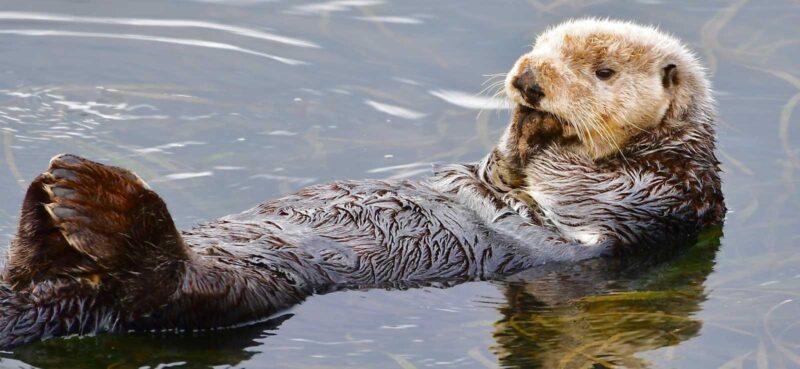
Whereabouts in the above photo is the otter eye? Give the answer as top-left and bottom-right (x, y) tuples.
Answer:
(595, 68), (616, 80)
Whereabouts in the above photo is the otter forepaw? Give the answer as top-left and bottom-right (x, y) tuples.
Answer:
(502, 190), (536, 220)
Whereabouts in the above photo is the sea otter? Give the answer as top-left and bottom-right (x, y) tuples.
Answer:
(0, 19), (724, 349)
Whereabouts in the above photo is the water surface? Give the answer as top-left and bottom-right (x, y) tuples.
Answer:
(0, 0), (798, 368)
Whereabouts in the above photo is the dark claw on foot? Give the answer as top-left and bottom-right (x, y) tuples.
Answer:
(50, 154), (83, 166)
(50, 187), (75, 199)
(47, 205), (78, 220)
(50, 168), (77, 181)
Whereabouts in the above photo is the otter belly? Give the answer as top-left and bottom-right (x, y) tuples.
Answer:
(181, 179), (555, 289)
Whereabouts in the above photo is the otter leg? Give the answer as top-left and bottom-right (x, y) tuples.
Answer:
(5, 154), (189, 309)
(0, 154), (194, 349)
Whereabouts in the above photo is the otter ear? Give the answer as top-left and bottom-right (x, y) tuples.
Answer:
(662, 64), (678, 89)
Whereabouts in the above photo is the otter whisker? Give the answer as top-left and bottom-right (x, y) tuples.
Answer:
(571, 108), (596, 151)
(477, 82), (511, 120)
(480, 73), (507, 87)
(477, 79), (507, 97)
(620, 116), (649, 134)
(482, 72), (507, 79)
(589, 116), (615, 155)
(594, 119), (630, 165)
(492, 89), (513, 118)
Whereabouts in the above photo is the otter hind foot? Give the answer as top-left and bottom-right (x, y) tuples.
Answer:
(0, 154), (192, 349)
(41, 154), (156, 264)
(6, 154), (188, 289)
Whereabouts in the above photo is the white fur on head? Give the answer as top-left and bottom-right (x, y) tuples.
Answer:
(504, 18), (714, 159)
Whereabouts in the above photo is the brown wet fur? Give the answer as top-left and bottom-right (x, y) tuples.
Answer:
(0, 20), (725, 350)
(5, 155), (188, 313)
(2, 152), (594, 349)
(490, 107), (581, 192)
(502, 109), (566, 172)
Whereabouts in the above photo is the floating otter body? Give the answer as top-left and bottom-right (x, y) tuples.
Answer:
(0, 19), (724, 349)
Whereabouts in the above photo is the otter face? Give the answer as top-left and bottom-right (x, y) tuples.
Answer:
(505, 19), (702, 159)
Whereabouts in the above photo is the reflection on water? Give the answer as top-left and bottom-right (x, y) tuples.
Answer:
(493, 229), (721, 369)
(5, 230), (723, 369)
(7, 315), (293, 369)
(1, 230), (721, 368)
(0, 0), (798, 368)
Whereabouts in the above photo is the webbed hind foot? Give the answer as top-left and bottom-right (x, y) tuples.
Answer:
(0, 154), (196, 349)
(6, 154), (188, 309)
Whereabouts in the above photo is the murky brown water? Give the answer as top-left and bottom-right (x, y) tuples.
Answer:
(0, 1), (798, 368)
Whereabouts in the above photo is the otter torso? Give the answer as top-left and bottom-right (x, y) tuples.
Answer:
(180, 174), (603, 290)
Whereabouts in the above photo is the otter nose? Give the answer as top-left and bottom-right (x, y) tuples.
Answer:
(512, 69), (545, 105)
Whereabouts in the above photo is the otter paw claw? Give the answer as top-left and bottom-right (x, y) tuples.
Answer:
(45, 205), (79, 220)
(502, 190), (535, 220)
(49, 168), (78, 181)
(49, 153), (83, 166)
(48, 186), (75, 199)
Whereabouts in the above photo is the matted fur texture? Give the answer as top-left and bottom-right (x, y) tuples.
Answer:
(0, 19), (724, 349)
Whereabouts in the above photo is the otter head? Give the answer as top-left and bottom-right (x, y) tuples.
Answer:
(503, 18), (713, 160)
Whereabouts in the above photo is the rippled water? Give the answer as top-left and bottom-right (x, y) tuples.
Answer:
(0, 1), (798, 368)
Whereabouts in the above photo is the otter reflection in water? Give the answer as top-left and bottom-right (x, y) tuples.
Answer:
(493, 228), (722, 369)
(4, 229), (722, 369)
(0, 19), (724, 348)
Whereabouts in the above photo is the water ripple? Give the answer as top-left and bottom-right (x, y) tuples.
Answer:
(157, 171), (214, 181)
(429, 89), (509, 110)
(132, 141), (206, 154)
(354, 16), (422, 25)
(289, 0), (384, 15)
(364, 99), (426, 119)
(0, 12), (320, 48)
(366, 162), (433, 173)
(53, 100), (168, 121)
(0, 29), (307, 65)
(249, 173), (317, 185)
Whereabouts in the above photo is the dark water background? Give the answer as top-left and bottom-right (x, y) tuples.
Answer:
(0, 0), (798, 368)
